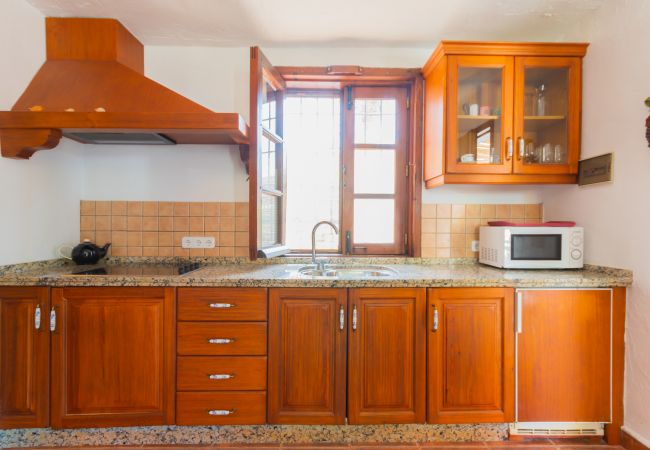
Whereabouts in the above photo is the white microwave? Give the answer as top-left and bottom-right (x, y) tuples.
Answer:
(479, 226), (584, 269)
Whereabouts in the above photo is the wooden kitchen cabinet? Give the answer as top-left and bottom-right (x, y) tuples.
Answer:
(422, 42), (587, 187)
(348, 288), (426, 424)
(0, 287), (50, 429)
(50, 287), (175, 428)
(516, 289), (612, 423)
(427, 288), (514, 423)
(268, 288), (347, 424)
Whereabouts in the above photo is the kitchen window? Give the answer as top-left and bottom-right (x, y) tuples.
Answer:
(250, 48), (422, 258)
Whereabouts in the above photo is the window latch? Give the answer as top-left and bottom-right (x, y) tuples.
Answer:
(346, 86), (353, 110)
(345, 231), (351, 254)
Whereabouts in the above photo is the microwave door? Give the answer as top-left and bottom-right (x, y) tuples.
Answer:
(511, 234), (563, 261)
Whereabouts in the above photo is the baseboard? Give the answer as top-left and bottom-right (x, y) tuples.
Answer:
(622, 428), (650, 450)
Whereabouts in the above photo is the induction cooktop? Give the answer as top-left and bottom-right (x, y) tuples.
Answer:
(70, 262), (202, 276)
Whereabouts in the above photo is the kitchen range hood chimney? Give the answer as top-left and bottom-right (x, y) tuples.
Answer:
(0, 18), (248, 159)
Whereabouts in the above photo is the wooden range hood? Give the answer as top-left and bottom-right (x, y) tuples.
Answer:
(0, 18), (248, 159)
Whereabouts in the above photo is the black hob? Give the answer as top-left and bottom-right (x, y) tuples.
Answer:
(71, 262), (202, 276)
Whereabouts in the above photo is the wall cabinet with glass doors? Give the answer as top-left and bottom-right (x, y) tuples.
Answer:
(422, 42), (588, 187)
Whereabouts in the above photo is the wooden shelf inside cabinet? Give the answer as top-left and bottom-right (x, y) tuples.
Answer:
(523, 115), (566, 131)
(457, 115), (500, 133)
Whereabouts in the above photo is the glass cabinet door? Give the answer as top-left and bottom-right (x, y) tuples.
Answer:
(513, 57), (581, 175)
(447, 55), (514, 174)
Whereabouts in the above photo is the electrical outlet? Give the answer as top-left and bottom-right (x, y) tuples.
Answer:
(471, 240), (480, 252)
(182, 236), (216, 249)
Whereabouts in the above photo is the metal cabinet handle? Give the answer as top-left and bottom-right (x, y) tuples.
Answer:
(208, 338), (236, 344)
(352, 305), (358, 331)
(506, 137), (513, 160)
(518, 137), (525, 160)
(34, 305), (41, 330)
(209, 303), (235, 309)
(339, 305), (345, 331)
(208, 373), (235, 380)
(49, 307), (56, 332)
(208, 409), (235, 416)
(516, 291), (523, 334)
(432, 306), (439, 332)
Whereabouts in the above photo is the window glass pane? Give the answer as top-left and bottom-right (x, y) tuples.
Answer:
(354, 199), (395, 244)
(262, 80), (277, 132)
(261, 194), (280, 247)
(354, 149), (395, 194)
(354, 99), (396, 145)
(284, 94), (341, 250)
(261, 136), (278, 190)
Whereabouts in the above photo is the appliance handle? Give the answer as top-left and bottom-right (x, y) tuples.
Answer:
(516, 291), (523, 334)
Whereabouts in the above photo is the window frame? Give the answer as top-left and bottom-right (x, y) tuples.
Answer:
(250, 56), (423, 258)
(341, 85), (410, 255)
(249, 47), (288, 259)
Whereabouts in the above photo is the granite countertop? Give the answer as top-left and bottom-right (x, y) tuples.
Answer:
(0, 257), (633, 288)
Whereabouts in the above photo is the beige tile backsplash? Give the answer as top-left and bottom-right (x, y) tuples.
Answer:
(80, 201), (249, 258)
(80, 200), (541, 260)
(421, 203), (543, 258)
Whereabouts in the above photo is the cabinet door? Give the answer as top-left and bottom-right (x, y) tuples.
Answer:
(446, 55), (514, 175)
(51, 287), (175, 428)
(0, 287), (49, 428)
(268, 288), (347, 424)
(517, 289), (611, 422)
(348, 288), (426, 424)
(513, 57), (582, 175)
(428, 288), (514, 423)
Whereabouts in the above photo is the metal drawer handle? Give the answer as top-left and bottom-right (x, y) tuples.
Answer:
(209, 373), (235, 380)
(506, 137), (513, 160)
(35, 305), (41, 330)
(352, 305), (358, 331)
(339, 305), (345, 331)
(209, 303), (235, 309)
(208, 338), (236, 344)
(208, 409), (235, 416)
(433, 306), (439, 332)
(49, 308), (56, 332)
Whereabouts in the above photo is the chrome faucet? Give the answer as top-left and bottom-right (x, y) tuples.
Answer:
(311, 221), (339, 271)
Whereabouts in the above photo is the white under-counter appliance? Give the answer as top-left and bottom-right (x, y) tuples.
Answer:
(479, 223), (584, 269)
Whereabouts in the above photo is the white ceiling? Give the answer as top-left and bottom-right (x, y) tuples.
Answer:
(24, 0), (605, 47)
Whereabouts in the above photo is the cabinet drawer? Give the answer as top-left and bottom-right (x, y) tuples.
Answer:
(177, 356), (267, 391)
(178, 288), (267, 322)
(177, 322), (267, 356)
(176, 391), (266, 425)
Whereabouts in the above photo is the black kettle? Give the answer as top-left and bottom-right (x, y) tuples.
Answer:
(59, 240), (111, 265)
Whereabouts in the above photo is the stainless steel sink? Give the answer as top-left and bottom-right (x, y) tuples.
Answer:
(297, 265), (397, 278)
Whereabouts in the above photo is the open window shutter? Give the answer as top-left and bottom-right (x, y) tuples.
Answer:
(249, 47), (288, 259)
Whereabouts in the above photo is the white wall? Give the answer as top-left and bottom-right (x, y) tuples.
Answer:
(0, 0), (83, 265)
(542, 0), (650, 443)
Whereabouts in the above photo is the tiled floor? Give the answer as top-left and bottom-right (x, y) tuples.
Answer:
(14, 440), (623, 450)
